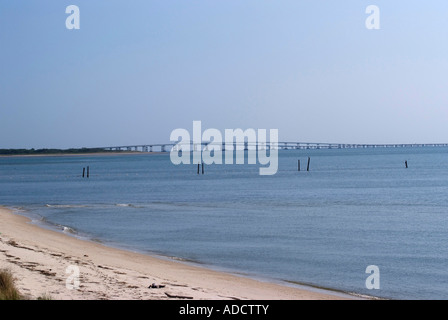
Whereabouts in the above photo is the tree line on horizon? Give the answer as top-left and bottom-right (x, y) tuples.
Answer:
(0, 148), (122, 155)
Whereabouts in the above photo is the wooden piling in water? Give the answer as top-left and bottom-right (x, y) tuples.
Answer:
(82, 168), (85, 178)
(197, 162), (200, 174)
(405, 160), (408, 169)
(298, 160), (300, 171)
(202, 162), (204, 174)
(307, 157), (310, 171)
(87, 166), (90, 178)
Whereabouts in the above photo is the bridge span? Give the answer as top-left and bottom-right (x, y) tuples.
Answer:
(101, 142), (448, 153)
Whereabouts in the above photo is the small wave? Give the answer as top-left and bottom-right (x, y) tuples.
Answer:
(115, 203), (133, 207)
(115, 203), (144, 208)
(62, 226), (77, 234)
(346, 292), (385, 300)
(32, 216), (78, 236)
(169, 256), (204, 265)
(45, 204), (88, 208)
(12, 206), (27, 212)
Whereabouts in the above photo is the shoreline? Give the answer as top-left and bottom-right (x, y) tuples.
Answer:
(0, 206), (356, 300)
(0, 152), (167, 158)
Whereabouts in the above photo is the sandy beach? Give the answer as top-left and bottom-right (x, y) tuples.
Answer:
(0, 206), (351, 300)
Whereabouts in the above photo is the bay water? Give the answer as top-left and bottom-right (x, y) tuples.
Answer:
(0, 147), (447, 299)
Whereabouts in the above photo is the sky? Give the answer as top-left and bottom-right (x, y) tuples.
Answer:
(1, 1), (448, 148)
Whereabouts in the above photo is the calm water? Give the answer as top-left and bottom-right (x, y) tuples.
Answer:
(1, 147), (447, 299)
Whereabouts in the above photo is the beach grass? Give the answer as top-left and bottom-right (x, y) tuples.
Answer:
(0, 269), (22, 300)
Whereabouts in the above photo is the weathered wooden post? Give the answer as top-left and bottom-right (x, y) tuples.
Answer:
(307, 157), (310, 172)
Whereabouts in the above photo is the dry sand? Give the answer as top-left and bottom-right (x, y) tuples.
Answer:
(0, 206), (351, 300)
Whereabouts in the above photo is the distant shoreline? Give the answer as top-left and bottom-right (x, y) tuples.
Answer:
(0, 152), (167, 158)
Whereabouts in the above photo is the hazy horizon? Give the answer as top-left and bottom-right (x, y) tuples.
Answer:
(2, 1), (448, 149)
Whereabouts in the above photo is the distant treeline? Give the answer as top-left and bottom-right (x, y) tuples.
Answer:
(0, 148), (123, 155)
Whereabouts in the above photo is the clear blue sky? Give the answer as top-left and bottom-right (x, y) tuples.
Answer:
(1, 1), (448, 148)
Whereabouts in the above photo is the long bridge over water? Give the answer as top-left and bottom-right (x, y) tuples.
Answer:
(102, 142), (448, 153)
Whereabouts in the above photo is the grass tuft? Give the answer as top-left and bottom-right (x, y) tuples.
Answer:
(0, 269), (22, 300)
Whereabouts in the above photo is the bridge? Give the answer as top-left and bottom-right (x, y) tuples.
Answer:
(101, 142), (448, 153)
